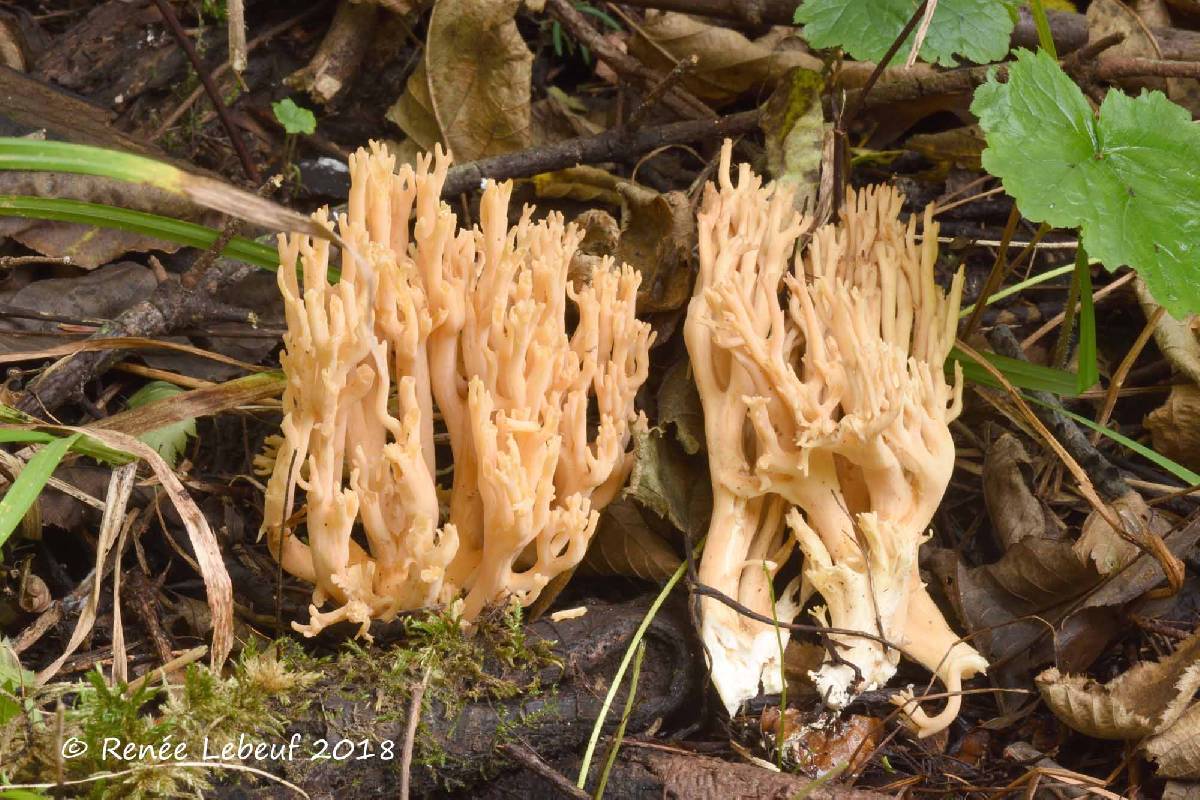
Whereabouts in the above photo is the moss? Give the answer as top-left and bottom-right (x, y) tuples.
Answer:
(0, 604), (556, 797)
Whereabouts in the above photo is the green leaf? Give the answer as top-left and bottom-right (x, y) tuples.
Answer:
(0, 433), (79, 553)
(949, 348), (1082, 396)
(0, 196), (280, 271)
(972, 49), (1200, 318)
(125, 382), (196, 467)
(793, 0), (1017, 66)
(271, 98), (317, 136)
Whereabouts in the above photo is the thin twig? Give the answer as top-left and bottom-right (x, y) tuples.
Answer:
(1022, 271), (1136, 349)
(398, 665), (432, 800)
(499, 743), (590, 800)
(546, 0), (713, 120)
(1091, 305), (1166, 444)
(151, 0), (260, 182)
(626, 54), (699, 131)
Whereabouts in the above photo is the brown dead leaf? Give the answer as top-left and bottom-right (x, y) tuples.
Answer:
(1146, 384), (1200, 472)
(982, 433), (1058, 550)
(1074, 490), (1168, 576)
(580, 497), (680, 581)
(535, 168), (696, 312)
(657, 358), (704, 456)
(758, 707), (881, 778)
(387, 0), (532, 161)
(625, 425), (712, 537)
(1146, 702), (1200, 779)
(628, 12), (822, 107)
(1037, 627), (1200, 740)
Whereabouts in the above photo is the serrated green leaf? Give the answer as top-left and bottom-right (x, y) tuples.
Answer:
(793, 0), (1017, 66)
(972, 49), (1200, 318)
(126, 382), (196, 467)
(271, 98), (317, 136)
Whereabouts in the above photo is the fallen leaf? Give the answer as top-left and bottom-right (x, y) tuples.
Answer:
(1074, 490), (1168, 576)
(628, 11), (822, 106)
(657, 358), (704, 456)
(759, 67), (827, 215)
(981, 433), (1058, 550)
(1146, 384), (1200, 472)
(387, 0), (533, 161)
(580, 497), (681, 581)
(1147, 702), (1200, 779)
(1037, 627), (1200, 740)
(625, 425), (712, 537)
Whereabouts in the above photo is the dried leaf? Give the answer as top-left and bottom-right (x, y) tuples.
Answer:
(615, 184), (695, 313)
(1147, 384), (1200, 472)
(982, 433), (1056, 550)
(1037, 627), (1200, 740)
(1148, 703), (1200, 779)
(1074, 490), (1166, 576)
(760, 67), (826, 215)
(535, 168), (696, 312)
(1134, 278), (1200, 385)
(657, 359), (704, 456)
(625, 425), (711, 537)
(581, 497), (681, 581)
(387, 0), (532, 161)
(628, 12), (822, 106)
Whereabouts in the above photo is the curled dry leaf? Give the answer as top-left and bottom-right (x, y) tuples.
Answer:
(1135, 278), (1200, 385)
(628, 11), (823, 106)
(1147, 384), (1200, 472)
(1036, 627), (1200, 740)
(625, 425), (712, 538)
(982, 433), (1058, 550)
(386, 0), (532, 160)
(1074, 490), (1168, 576)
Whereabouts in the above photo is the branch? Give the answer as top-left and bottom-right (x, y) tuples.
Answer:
(440, 110), (759, 197)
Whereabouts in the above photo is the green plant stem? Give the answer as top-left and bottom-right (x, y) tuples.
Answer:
(764, 562), (787, 769)
(0, 196), (279, 270)
(593, 641), (645, 800)
(1028, 0), (1057, 57)
(958, 264), (1075, 319)
(576, 550), (693, 788)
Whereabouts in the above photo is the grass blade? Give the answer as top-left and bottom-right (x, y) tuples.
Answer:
(958, 264), (1074, 319)
(0, 137), (329, 241)
(950, 348), (1081, 396)
(1074, 245), (1099, 391)
(0, 196), (279, 270)
(1023, 395), (1200, 486)
(593, 641), (645, 799)
(0, 433), (80, 552)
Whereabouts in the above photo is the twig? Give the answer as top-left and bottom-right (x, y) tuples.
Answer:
(398, 665), (432, 800)
(1098, 57), (1200, 80)
(499, 743), (590, 800)
(0, 255), (75, 269)
(990, 326), (1129, 502)
(626, 54), (699, 131)
(1091, 305), (1166, 444)
(228, 0), (247, 73)
(151, 0), (260, 183)
(1022, 270), (1136, 349)
(440, 110), (759, 197)
(961, 205), (1022, 341)
(546, 0), (713, 121)
(125, 645), (208, 695)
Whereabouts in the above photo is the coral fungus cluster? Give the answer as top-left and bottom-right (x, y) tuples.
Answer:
(685, 142), (986, 737)
(260, 144), (652, 637)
